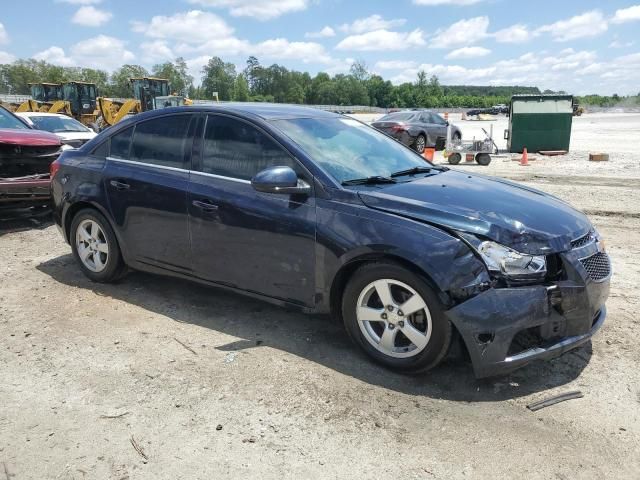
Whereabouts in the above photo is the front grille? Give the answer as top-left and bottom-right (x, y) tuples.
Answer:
(580, 252), (611, 281)
(571, 231), (595, 249)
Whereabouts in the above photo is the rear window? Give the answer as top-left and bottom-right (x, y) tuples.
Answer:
(0, 108), (29, 129)
(378, 112), (416, 122)
(110, 126), (133, 159)
(130, 115), (193, 169)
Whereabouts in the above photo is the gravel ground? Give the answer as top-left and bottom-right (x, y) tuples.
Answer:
(1, 113), (640, 479)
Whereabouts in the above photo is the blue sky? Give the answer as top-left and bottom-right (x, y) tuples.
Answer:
(1, 0), (639, 94)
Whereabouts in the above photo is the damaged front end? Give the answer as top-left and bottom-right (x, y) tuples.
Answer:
(446, 230), (610, 378)
(0, 133), (62, 211)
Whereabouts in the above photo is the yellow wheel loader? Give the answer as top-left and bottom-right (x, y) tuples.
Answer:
(27, 83), (73, 116)
(0, 99), (32, 112)
(62, 81), (101, 129)
(96, 97), (142, 128)
(97, 77), (192, 127)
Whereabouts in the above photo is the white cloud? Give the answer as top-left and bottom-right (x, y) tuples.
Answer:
(0, 51), (15, 63)
(611, 5), (640, 24)
(374, 60), (418, 70)
(336, 29), (425, 51)
(493, 24), (531, 43)
(0, 23), (8, 45)
(140, 41), (175, 64)
(413, 0), (483, 4)
(430, 16), (489, 48)
(33, 46), (76, 67)
(446, 46), (491, 59)
(536, 10), (608, 42)
(72, 6), (113, 27)
(610, 39), (634, 48)
(70, 35), (134, 70)
(339, 14), (406, 34)
(187, 0), (308, 20)
(387, 48), (627, 94)
(57, 0), (102, 4)
(254, 38), (331, 63)
(132, 10), (235, 44)
(133, 10), (331, 64)
(305, 26), (335, 38)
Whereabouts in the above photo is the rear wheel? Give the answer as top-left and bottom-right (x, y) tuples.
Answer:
(342, 262), (451, 373)
(70, 209), (126, 282)
(448, 152), (462, 165)
(414, 134), (426, 154)
(476, 153), (491, 166)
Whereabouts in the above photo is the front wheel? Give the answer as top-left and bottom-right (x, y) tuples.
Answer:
(413, 134), (426, 154)
(342, 262), (452, 373)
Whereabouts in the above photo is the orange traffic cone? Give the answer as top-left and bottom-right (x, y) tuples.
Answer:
(519, 147), (529, 166)
(423, 147), (435, 162)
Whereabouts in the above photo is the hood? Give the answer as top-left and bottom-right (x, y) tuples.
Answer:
(0, 128), (61, 147)
(357, 170), (591, 254)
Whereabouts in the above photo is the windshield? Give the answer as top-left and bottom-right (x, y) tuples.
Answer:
(272, 117), (430, 184)
(378, 112), (416, 122)
(29, 115), (89, 133)
(0, 108), (29, 129)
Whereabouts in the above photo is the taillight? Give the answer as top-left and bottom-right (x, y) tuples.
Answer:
(390, 123), (407, 132)
(50, 158), (61, 179)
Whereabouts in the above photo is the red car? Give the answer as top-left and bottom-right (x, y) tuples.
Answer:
(0, 106), (62, 212)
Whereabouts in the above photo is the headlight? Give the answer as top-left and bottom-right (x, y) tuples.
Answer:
(477, 241), (546, 280)
(461, 234), (547, 281)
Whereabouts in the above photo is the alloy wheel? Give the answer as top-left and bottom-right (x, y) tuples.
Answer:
(76, 219), (109, 273)
(356, 279), (432, 358)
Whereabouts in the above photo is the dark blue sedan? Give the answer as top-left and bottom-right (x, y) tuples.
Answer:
(50, 104), (610, 378)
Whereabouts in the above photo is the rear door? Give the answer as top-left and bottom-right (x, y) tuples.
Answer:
(103, 113), (196, 273)
(428, 113), (448, 145)
(188, 114), (317, 306)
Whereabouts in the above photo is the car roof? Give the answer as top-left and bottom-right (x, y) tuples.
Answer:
(132, 103), (341, 121)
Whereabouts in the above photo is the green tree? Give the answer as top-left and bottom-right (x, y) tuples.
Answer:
(152, 57), (193, 96)
(109, 64), (149, 98)
(201, 57), (236, 100)
(233, 74), (250, 101)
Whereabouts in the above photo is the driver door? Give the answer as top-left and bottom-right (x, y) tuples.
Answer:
(188, 114), (317, 307)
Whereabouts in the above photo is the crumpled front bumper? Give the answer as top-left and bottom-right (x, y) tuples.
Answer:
(445, 249), (610, 378)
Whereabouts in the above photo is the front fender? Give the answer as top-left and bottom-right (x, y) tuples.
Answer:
(315, 196), (490, 312)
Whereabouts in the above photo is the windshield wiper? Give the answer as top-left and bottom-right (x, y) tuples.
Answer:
(390, 166), (434, 177)
(341, 175), (397, 186)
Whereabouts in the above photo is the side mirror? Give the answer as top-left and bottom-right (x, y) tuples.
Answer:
(251, 166), (311, 195)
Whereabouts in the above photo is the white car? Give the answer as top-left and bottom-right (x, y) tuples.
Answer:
(16, 112), (97, 149)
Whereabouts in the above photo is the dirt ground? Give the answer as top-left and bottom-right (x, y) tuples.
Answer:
(1, 113), (640, 479)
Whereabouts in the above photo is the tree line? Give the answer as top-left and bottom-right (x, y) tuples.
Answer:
(1, 56), (637, 108)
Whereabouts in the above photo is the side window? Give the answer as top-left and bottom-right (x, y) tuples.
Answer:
(130, 114), (193, 169)
(91, 141), (108, 157)
(110, 126), (133, 159)
(419, 113), (431, 123)
(432, 114), (446, 125)
(201, 115), (298, 181)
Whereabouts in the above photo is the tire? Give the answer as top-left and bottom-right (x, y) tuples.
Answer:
(413, 134), (426, 154)
(70, 208), (126, 282)
(476, 153), (491, 166)
(448, 152), (462, 165)
(342, 261), (452, 373)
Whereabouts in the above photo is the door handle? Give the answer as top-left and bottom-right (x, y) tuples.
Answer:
(109, 180), (130, 190)
(192, 199), (219, 212)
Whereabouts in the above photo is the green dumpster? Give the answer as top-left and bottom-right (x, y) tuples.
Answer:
(506, 94), (573, 153)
